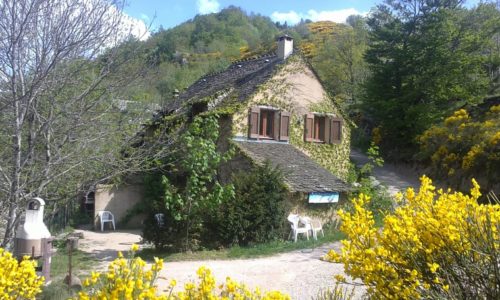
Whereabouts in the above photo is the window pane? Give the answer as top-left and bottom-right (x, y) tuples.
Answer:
(259, 110), (274, 138)
(314, 116), (326, 142)
(266, 111), (273, 136)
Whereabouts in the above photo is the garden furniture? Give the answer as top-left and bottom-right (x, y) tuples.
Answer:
(97, 211), (115, 232)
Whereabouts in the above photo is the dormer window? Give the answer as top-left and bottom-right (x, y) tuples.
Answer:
(304, 113), (342, 144)
(248, 106), (290, 141)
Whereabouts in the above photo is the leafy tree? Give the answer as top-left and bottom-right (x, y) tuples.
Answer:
(0, 0), (158, 246)
(362, 0), (500, 160)
(297, 18), (369, 113)
(141, 115), (234, 250)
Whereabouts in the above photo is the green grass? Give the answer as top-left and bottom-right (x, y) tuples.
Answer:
(41, 242), (99, 300)
(49, 247), (98, 279)
(137, 229), (345, 262)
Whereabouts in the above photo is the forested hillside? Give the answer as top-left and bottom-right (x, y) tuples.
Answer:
(120, 7), (280, 107)
(119, 7), (369, 112)
(117, 2), (498, 188)
(1, 1), (498, 243)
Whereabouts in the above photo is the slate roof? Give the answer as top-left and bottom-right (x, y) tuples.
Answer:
(235, 140), (350, 193)
(156, 53), (282, 118)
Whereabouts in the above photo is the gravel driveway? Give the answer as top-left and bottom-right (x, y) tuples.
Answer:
(76, 229), (364, 299)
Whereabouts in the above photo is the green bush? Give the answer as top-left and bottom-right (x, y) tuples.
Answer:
(215, 161), (289, 246)
(140, 173), (186, 250)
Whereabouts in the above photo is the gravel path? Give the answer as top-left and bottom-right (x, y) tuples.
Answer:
(350, 149), (420, 195)
(76, 229), (364, 299)
(76, 229), (142, 262)
(156, 242), (364, 299)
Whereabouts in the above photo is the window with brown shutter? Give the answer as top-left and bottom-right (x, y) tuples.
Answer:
(304, 113), (343, 144)
(248, 106), (291, 141)
(330, 117), (342, 144)
(259, 109), (274, 138)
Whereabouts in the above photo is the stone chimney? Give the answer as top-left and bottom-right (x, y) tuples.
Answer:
(277, 35), (293, 60)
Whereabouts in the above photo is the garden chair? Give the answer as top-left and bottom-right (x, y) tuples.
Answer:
(154, 213), (165, 228)
(300, 216), (324, 240)
(287, 214), (309, 242)
(97, 210), (115, 232)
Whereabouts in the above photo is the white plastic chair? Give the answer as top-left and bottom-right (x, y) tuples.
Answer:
(97, 211), (115, 231)
(154, 213), (165, 228)
(287, 214), (309, 242)
(300, 216), (324, 240)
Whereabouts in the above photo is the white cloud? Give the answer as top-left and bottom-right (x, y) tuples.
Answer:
(197, 0), (220, 15)
(307, 8), (364, 23)
(119, 12), (150, 41)
(271, 8), (366, 25)
(271, 11), (302, 25)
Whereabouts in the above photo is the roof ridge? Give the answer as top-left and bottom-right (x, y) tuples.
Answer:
(190, 51), (278, 85)
(231, 51), (276, 64)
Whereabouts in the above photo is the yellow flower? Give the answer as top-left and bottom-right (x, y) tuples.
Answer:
(169, 279), (177, 287)
(328, 176), (500, 299)
(0, 248), (43, 299)
(428, 262), (439, 273)
(131, 244), (140, 252)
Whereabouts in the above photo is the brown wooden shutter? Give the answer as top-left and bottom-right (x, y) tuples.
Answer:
(330, 117), (343, 144)
(279, 111), (290, 141)
(248, 107), (260, 139)
(304, 113), (314, 142)
(273, 111), (280, 140)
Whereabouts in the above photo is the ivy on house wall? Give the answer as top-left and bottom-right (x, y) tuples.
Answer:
(231, 55), (351, 180)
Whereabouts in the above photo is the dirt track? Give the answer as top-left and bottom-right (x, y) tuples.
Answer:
(76, 229), (364, 299)
(350, 149), (420, 195)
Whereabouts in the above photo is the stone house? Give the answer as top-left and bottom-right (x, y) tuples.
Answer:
(93, 35), (351, 228)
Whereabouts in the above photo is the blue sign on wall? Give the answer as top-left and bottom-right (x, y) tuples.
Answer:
(308, 192), (339, 203)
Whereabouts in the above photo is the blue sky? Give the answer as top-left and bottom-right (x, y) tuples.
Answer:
(123, 0), (483, 32)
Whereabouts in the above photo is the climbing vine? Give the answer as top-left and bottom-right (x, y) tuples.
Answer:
(142, 115), (235, 250)
(231, 57), (351, 180)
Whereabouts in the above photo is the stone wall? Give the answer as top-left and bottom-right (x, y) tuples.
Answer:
(94, 184), (145, 229)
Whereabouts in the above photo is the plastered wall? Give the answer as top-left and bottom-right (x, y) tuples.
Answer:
(231, 56), (351, 180)
(94, 184), (144, 229)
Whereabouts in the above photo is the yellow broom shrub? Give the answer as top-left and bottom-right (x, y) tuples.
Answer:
(77, 244), (289, 300)
(0, 248), (44, 299)
(326, 176), (500, 299)
(418, 105), (500, 187)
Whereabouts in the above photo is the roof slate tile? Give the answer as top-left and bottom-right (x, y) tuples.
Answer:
(235, 140), (350, 193)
